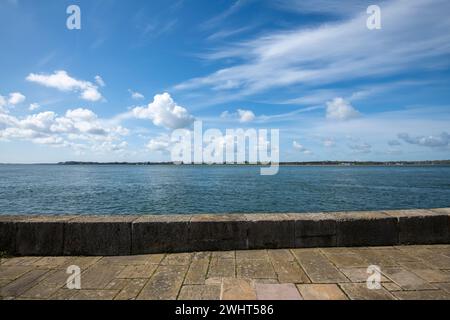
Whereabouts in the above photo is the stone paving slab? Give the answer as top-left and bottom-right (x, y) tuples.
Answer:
(339, 268), (389, 283)
(137, 265), (188, 300)
(221, 278), (256, 300)
(178, 284), (221, 300)
(383, 282), (402, 292)
(1, 245), (450, 300)
(297, 284), (348, 300)
(291, 249), (348, 283)
(114, 278), (147, 300)
(70, 289), (120, 300)
(184, 257), (210, 285)
(339, 283), (396, 300)
(117, 264), (157, 279)
(268, 250), (310, 283)
(208, 257), (235, 279)
(321, 248), (370, 268)
(0, 269), (50, 298)
(80, 265), (125, 290)
(392, 290), (450, 300)
(236, 259), (277, 279)
(255, 283), (302, 300)
(381, 267), (436, 291)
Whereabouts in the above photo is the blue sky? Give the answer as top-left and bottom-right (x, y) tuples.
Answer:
(0, 0), (449, 163)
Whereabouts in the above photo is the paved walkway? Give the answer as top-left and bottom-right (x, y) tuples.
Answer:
(1, 245), (450, 300)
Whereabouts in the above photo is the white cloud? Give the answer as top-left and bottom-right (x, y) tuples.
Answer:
(275, 0), (378, 16)
(95, 75), (106, 87)
(26, 70), (104, 102)
(29, 103), (40, 111)
(0, 96), (6, 113)
(220, 111), (230, 119)
(80, 87), (102, 102)
(129, 89), (145, 100)
(132, 92), (195, 129)
(0, 92), (26, 112)
(220, 109), (256, 123)
(93, 141), (128, 153)
(33, 136), (65, 146)
(326, 97), (360, 121)
(237, 109), (255, 123)
(65, 108), (98, 122)
(202, 0), (247, 29)
(8, 92), (26, 105)
(147, 134), (172, 152)
(207, 25), (255, 41)
(292, 106), (450, 158)
(0, 107), (128, 152)
(398, 132), (449, 148)
(293, 140), (312, 154)
(175, 0), (450, 104)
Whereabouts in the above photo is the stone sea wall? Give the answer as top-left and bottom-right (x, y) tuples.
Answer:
(0, 208), (449, 256)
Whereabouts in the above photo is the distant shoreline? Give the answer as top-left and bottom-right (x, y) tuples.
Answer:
(1, 160), (450, 166)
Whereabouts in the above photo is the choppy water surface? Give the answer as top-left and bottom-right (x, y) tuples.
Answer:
(0, 165), (449, 215)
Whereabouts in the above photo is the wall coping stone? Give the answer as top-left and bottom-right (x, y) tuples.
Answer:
(0, 208), (448, 256)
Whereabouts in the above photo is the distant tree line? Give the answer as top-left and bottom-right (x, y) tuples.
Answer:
(58, 160), (450, 166)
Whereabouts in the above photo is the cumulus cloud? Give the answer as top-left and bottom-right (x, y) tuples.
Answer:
(220, 109), (256, 123)
(26, 70), (104, 102)
(29, 103), (40, 111)
(33, 136), (65, 146)
(147, 134), (172, 152)
(237, 109), (255, 123)
(398, 132), (449, 148)
(0, 96), (6, 113)
(0, 107), (128, 152)
(0, 92), (26, 112)
(132, 92), (194, 129)
(129, 89), (145, 100)
(8, 92), (26, 105)
(293, 140), (312, 154)
(93, 141), (128, 153)
(326, 97), (360, 121)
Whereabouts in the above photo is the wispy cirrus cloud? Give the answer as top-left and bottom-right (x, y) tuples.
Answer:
(175, 0), (450, 105)
(207, 25), (256, 41)
(272, 0), (386, 16)
(128, 89), (145, 100)
(201, 0), (249, 30)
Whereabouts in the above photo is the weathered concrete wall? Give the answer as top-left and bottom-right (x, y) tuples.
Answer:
(1, 208), (449, 256)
